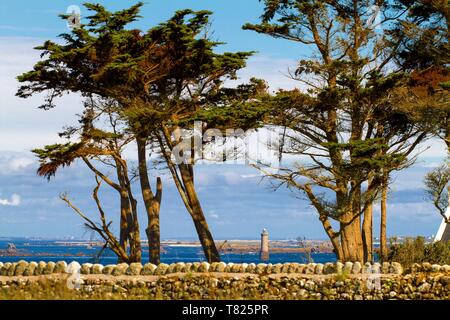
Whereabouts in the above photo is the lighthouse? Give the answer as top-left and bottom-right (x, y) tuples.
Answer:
(260, 228), (269, 261)
(434, 186), (450, 242)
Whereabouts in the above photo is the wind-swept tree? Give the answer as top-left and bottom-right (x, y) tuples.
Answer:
(244, 0), (429, 262)
(137, 10), (255, 262)
(391, 0), (449, 148)
(17, 3), (166, 264)
(17, 3), (255, 263)
(424, 160), (450, 223)
(390, 0), (450, 241)
(33, 99), (142, 263)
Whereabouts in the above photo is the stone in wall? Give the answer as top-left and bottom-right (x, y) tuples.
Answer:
(102, 264), (115, 275)
(81, 263), (93, 275)
(315, 263), (324, 275)
(246, 263), (256, 273)
(154, 263), (169, 275)
(198, 262), (210, 273)
(336, 262), (344, 274)
(112, 263), (128, 276)
(54, 261), (67, 274)
(7, 263), (17, 276)
(141, 263), (157, 275)
(352, 262), (362, 274)
(126, 263), (143, 276)
(14, 261), (28, 276)
(324, 262), (335, 274)
(23, 262), (37, 276)
(43, 262), (56, 275)
(91, 264), (104, 274)
(343, 262), (353, 274)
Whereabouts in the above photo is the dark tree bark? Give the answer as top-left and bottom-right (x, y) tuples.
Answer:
(362, 203), (373, 263)
(179, 163), (221, 263)
(362, 177), (374, 262)
(137, 137), (162, 265)
(340, 212), (364, 262)
(380, 173), (388, 262)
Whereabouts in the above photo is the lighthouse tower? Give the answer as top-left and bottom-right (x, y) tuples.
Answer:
(260, 228), (269, 261)
(434, 186), (450, 242)
(434, 188), (450, 242)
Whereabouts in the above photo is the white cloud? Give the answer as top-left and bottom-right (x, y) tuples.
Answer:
(8, 156), (34, 171)
(227, 54), (302, 91)
(241, 173), (263, 179)
(0, 153), (35, 174)
(0, 43), (302, 155)
(288, 209), (315, 218)
(0, 193), (21, 206)
(413, 138), (447, 161)
(372, 201), (436, 221)
(0, 37), (83, 153)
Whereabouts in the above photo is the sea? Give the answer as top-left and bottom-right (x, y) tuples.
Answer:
(0, 239), (337, 265)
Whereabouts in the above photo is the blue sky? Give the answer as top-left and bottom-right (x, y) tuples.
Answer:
(0, 0), (447, 240)
(0, 0), (306, 57)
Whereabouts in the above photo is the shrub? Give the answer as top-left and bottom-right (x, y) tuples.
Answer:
(388, 237), (450, 268)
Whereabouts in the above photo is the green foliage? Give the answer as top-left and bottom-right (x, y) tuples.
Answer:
(321, 139), (406, 172)
(17, 2), (256, 135)
(391, 0), (450, 142)
(32, 143), (84, 180)
(388, 237), (450, 268)
(31, 100), (129, 181)
(241, 0), (436, 263)
(394, 0), (450, 71)
(187, 78), (271, 131)
(84, 2), (144, 33)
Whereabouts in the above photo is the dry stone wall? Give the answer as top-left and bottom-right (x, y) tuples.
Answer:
(0, 261), (415, 276)
(1, 261), (450, 299)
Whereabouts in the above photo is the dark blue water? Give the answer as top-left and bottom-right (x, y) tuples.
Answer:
(0, 240), (336, 265)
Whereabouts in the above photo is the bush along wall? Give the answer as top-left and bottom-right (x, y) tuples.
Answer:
(1, 261), (450, 299)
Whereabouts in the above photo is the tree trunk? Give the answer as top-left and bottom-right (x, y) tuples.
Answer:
(115, 157), (130, 262)
(114, 155), (141, 263)
(179, 164), (221, 263)
(137, 137), (161, 265)
(120, 190), (141, 263)
(340, 211), (364, 262)
(158, 125), (220, 263)
(145, 178), (162, 265)
(118, 195), (130, 262)
(128, 194), (141, 263)
(362, 176), (374, 263)
(362, 203), (373, 263)
(118, 203), (128, 263)
(445, 125), (450, 153)
(319, 215), (343, 260)
(380, 176), (388, 262)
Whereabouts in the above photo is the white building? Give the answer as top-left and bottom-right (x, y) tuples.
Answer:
(434, 206), (450, 242)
